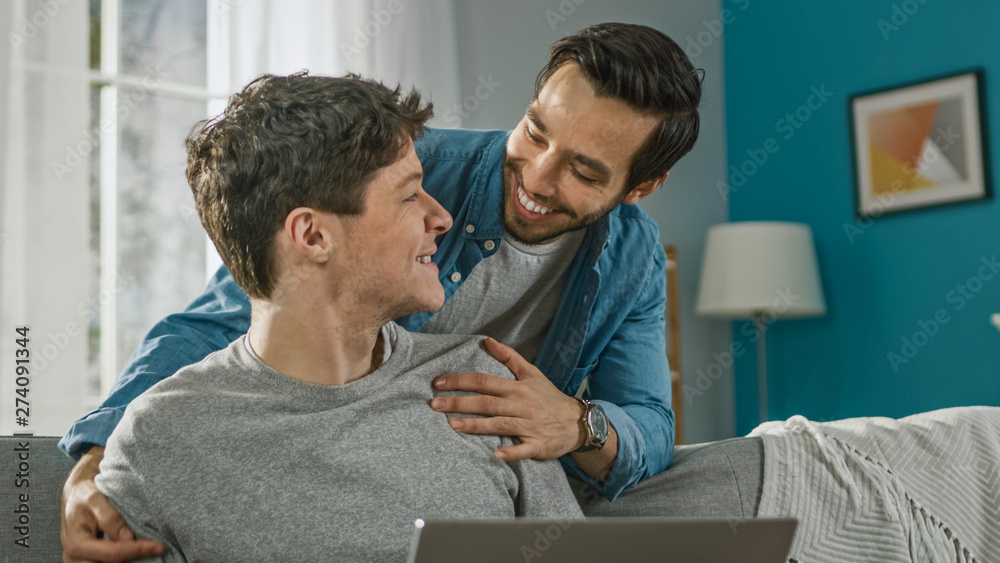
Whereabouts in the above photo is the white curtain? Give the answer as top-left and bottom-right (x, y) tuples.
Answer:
(219, 0), (461, 127)
(1, 0), (462, 436)
(202, 0), (462, 275)
(1, 0), (92, 436)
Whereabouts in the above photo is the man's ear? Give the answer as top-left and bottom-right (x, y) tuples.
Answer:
(284, 207), (333, 263)
(622, 171), (670, 205)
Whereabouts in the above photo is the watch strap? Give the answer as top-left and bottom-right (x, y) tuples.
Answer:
(573, 398), (601, 452)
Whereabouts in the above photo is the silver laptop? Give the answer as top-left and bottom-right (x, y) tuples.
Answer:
(407, 517), (796, 563)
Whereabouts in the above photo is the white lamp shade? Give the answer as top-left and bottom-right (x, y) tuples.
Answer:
(697, 222), (826, 319)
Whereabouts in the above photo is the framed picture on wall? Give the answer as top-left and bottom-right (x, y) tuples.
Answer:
(849, 69), (990, 218)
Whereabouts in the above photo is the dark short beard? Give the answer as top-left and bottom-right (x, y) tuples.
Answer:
(501, 160), (622, 245)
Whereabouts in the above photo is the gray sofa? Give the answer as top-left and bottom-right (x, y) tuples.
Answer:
(2, 436), (75, 562)
(0, 435), (760, 562)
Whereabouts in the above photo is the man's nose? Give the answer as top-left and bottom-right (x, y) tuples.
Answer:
(527, 149), (561, 198)
(426, 195), (453, 234)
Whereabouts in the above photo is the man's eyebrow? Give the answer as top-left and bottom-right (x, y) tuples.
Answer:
(525, 106), (549, 136)
(396, 171), (423, 190)
(525, 106), (612, 180)
(570, 152), (612, 180)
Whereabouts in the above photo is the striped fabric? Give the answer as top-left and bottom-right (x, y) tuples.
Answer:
(752, 407), (1000, 562)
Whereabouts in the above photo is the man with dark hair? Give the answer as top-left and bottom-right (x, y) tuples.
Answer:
(93, 72), (583, 561)
(61, 22), (702, 561)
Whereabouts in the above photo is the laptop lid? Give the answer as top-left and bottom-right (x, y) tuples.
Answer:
(407, 517), (797, 563)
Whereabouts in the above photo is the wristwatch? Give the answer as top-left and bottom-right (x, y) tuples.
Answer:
(573, 398), (609, 452)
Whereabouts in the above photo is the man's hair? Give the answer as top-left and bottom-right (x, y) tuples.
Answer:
(186, 72), (433, 299)
(534, 23), (703, 192)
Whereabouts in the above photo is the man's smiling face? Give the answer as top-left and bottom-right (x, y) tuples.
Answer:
(502, 63), (665, 245)
(335, 141), (453, 319)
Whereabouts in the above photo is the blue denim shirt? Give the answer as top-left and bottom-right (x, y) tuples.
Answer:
(60, 128), (674, 500)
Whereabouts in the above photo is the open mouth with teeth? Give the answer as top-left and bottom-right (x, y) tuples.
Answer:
(416, 255), (432, 264)
(516, 185), (555, 219)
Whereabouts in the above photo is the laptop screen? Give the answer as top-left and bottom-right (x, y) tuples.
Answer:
(408, 517), (797, 563)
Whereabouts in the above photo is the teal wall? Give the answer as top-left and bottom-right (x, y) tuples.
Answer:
(724, 0), (1000, 434)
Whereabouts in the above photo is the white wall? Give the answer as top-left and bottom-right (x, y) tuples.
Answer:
(451, 0), (734, 442)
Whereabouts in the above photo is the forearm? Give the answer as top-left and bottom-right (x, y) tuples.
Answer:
(560, 400), (673, 501)
(569, 426), (618, 482)
(574, 242), (673, 497)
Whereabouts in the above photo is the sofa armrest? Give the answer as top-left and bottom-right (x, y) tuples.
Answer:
(2, 435), (76, 558)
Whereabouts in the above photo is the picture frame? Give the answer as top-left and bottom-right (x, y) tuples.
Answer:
(849, 69), (990, 218)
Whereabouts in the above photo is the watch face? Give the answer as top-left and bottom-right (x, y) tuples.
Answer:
(588, 404), (610, 442)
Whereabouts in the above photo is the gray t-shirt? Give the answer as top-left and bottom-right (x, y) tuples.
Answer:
(421, 230), (585, 363)
(96, 323), (582, 562)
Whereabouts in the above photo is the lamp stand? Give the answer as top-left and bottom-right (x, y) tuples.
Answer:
(754, 312), (768, 423)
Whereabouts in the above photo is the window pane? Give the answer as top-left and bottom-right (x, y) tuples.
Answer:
(88, 83), (103, 395)
(116, 88), (208, 373)
(120, 0), (207, 86)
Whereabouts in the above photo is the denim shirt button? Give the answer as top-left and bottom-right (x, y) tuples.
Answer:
(484, 240), (495, 251)
(465, 224), (475, 234)
(450, 272), (462, 283)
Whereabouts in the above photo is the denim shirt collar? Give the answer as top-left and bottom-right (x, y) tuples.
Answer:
(461, 130), (509, 242)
